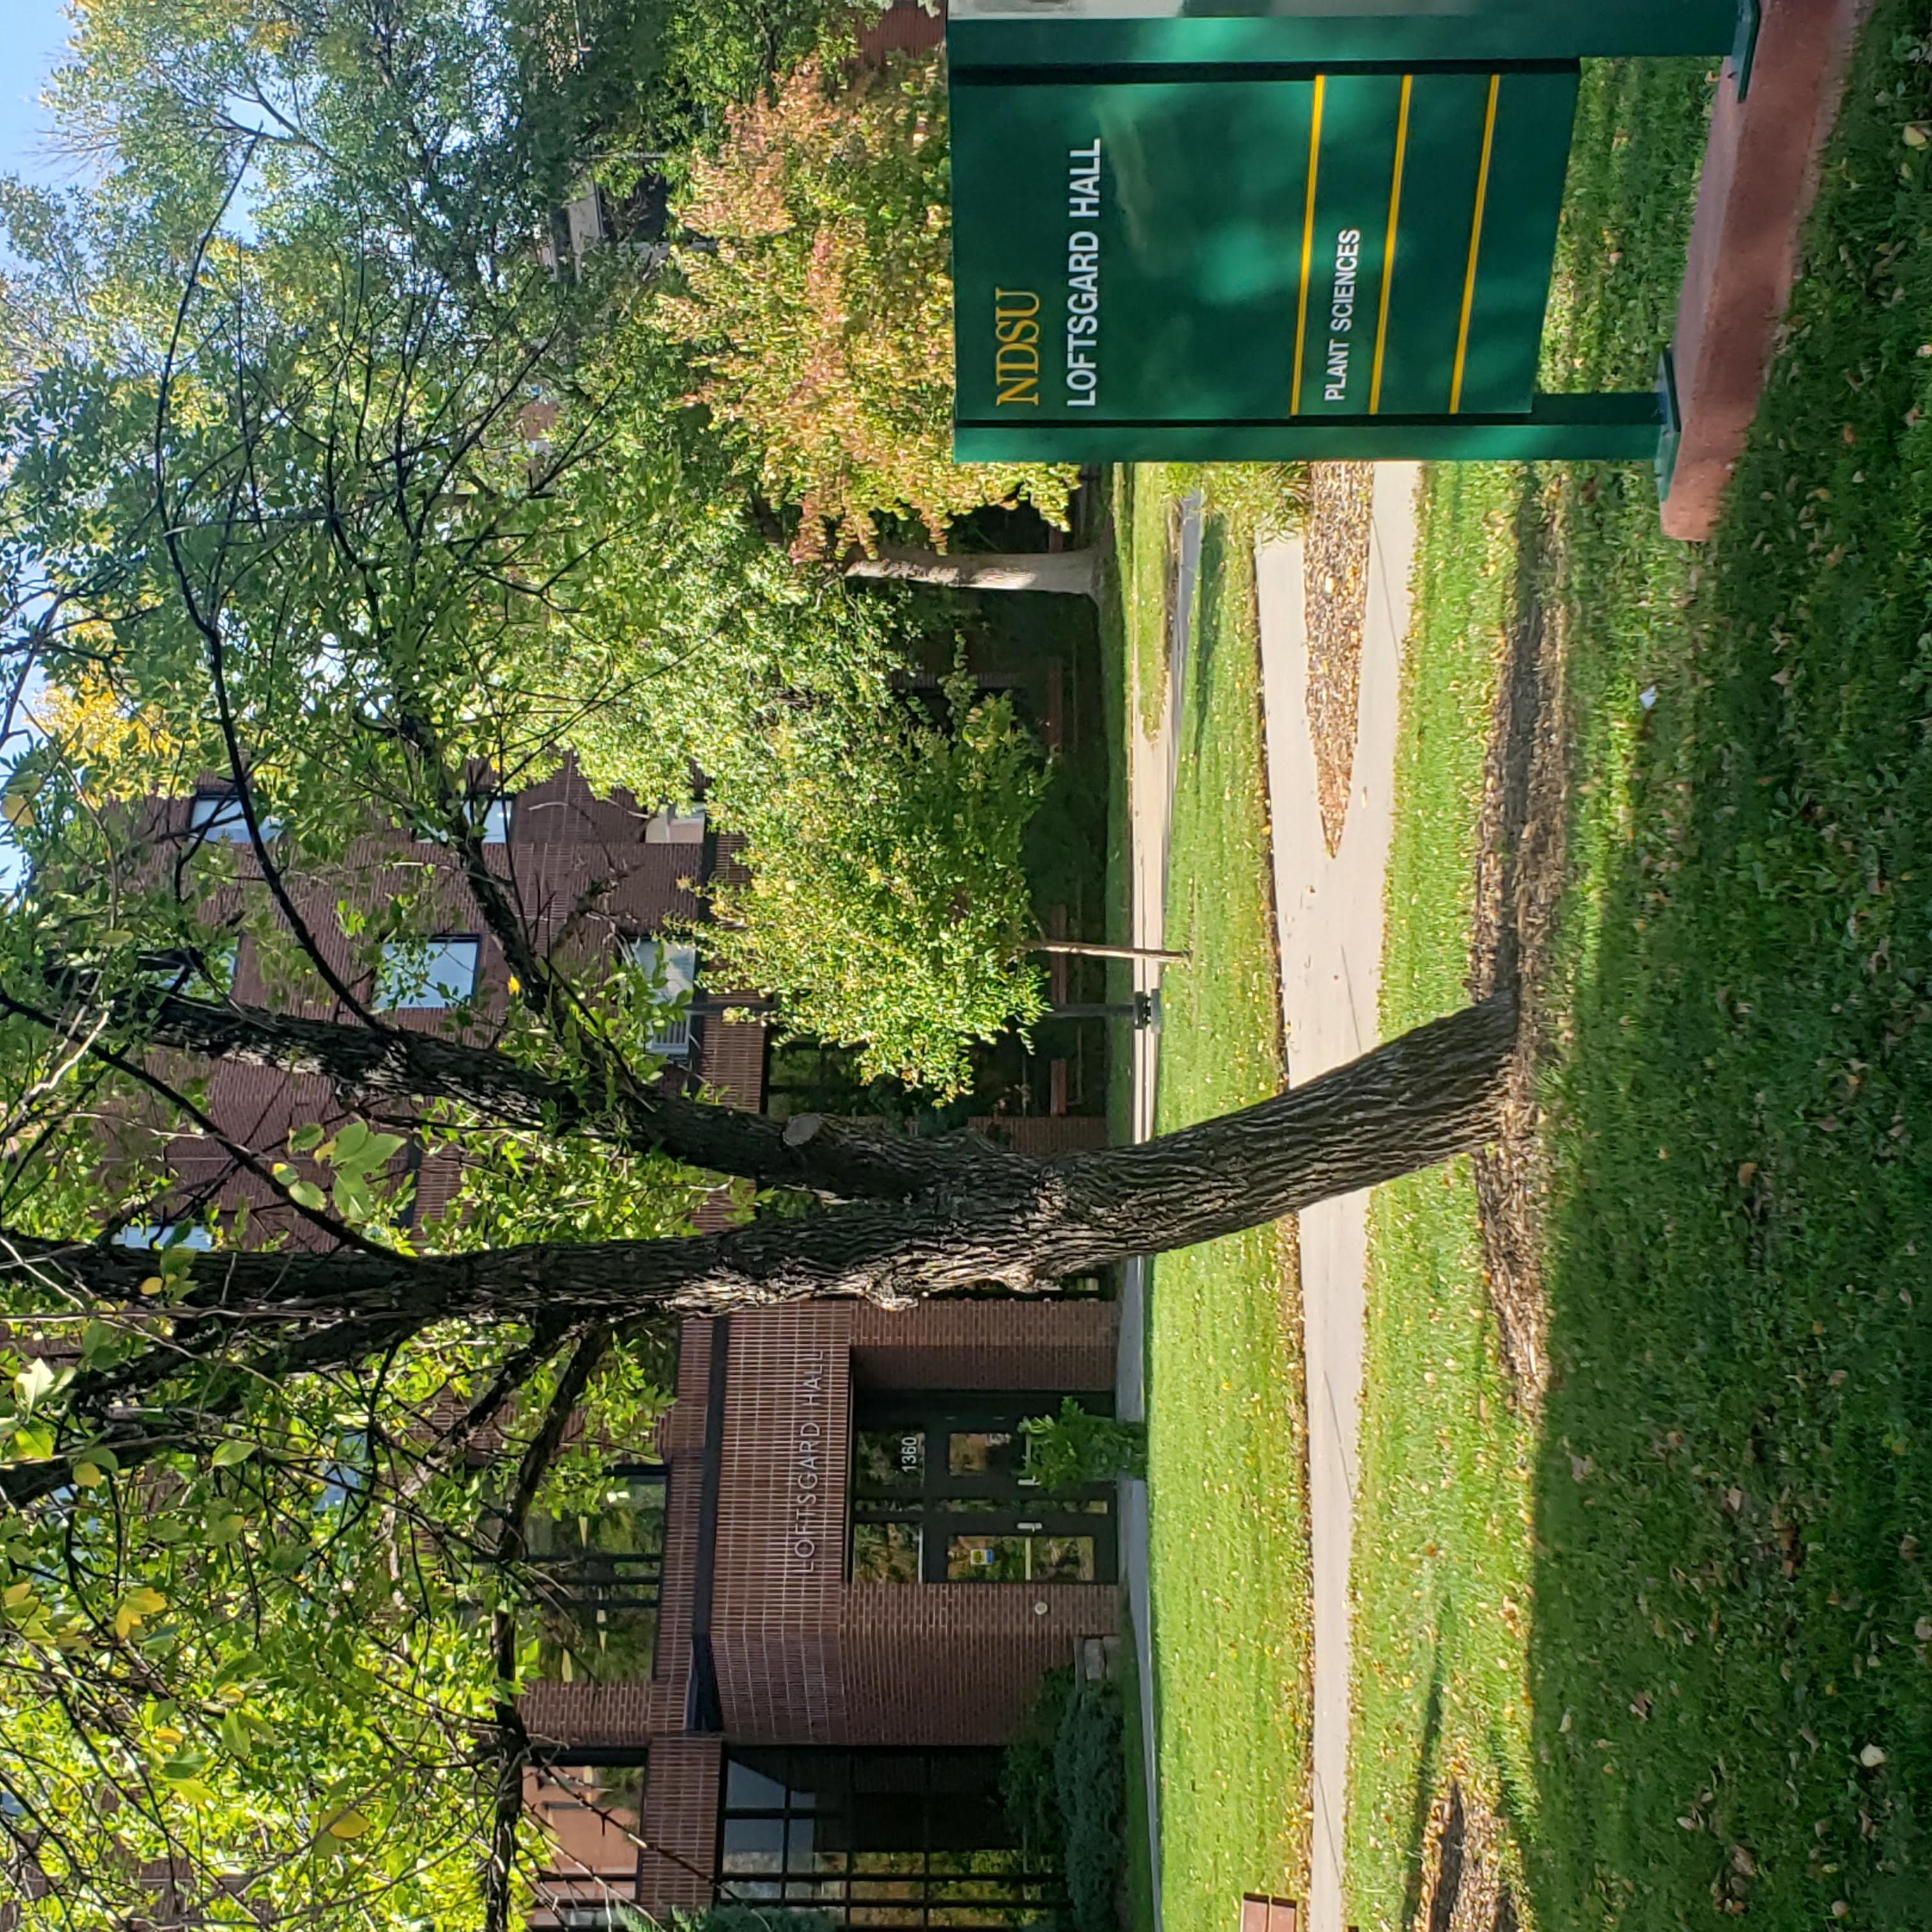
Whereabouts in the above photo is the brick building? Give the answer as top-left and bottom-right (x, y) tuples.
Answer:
(523, 1296), (1121, 1930)
(150, 746), (1123, 1932)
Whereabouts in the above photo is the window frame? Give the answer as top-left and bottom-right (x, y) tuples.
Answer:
(520, 1462), (670, 1685)
(717, 1746), (1060, 1932)
(625, 937), (698, 1057)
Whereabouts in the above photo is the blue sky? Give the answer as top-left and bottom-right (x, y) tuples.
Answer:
(0, 1), (74, 884)
(0, 0), (73, 188)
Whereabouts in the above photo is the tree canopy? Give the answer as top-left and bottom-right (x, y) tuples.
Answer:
(0, 1), (1518, 1922)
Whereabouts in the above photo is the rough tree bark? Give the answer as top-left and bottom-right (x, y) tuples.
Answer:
(37, 994), (1512, 1323)
(132, 991), (1008, 1202)
(843, 546), (1098, 598)
(1, 994), (1512, 1505)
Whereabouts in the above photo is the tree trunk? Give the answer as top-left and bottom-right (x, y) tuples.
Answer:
(127, 990), (1008, 1202)
(54, 994), (1513, 1324)
(3, 996), (1512, 1506)
(843, 546), (1098, 597)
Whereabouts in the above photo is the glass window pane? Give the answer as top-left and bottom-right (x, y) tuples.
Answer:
(724, 1757), (792, 1811)
(378, 935), (479, 1009)
(947, 1430), (1022, 1480)
(480, 795), (512, 843)
(722, 1814), (785, 1873)
(854, 1429), (925, 1493)
(190, 793), (279, 842)
(627, 938), (697, 1055)
(114, 1223), (214, 1252)
(852, 1521), (921, 1584)
(947, 1534), (1028, 1582)
(1030, 1535), (1096, 1582)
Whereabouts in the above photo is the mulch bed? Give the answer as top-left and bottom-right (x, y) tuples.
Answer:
(1466, 543), (1571, 1402)
(1301, 462), (1376, 856)
(1415, 1781), (1519, 1932)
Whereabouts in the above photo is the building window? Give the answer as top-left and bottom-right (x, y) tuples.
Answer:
(524, 1466), (667, 1683)
(189, 792), (279, 843)
(528, 1754), (650, 1929)
(376, 935), (480, 1009)
(479, 794), (512, 843)
(113, 1223), (215, 1252)
(645, 805), (706, 845)
(720, 1747), (1057, 1931)
(849, 1394), (1117, 1586)
(626, 938), (697, 1057)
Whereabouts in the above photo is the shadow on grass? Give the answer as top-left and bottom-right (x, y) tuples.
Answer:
(1522, 8), (1932, 1924)
(1397, 1665), (1448, 1932)
(1187, 516), (1228, 769)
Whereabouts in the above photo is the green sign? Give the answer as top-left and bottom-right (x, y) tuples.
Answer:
(953, 68), (1574, 427)
(947, 1), (1749, 468)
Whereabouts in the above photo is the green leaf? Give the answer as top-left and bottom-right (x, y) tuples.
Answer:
(331, 1174), (374, 1222)
(79, 1319), (120, 1367)
(211, 1439), (256, 1468)
(288, 1123), (326, 1154)
(330, 1121), (371, 1165)
(13, 1356), (55, 1412)
(10, 1424), (54, 1462)
(287, 1180), (328, 1213)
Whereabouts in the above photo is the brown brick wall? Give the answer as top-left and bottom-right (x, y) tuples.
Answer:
(842, 1585), (1116, 1745)
(968, 1115), (1112, 1157)
(857, 0), (946, 61)
(713, 1307), (855, 1740)
(848, 1298), (1117, 1394)
(702, 1304), (1119, 1745)
(638, 1734), (723, 1910)
(147, 759), (763, 1236)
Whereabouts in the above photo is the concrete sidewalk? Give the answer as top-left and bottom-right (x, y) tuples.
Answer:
(1255, 464), (1420, 1932)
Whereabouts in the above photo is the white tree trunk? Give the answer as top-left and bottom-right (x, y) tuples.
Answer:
(844, 546), (1098, 597)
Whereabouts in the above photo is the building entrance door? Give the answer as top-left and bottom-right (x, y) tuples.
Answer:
(849, 1393), (1119, 1585)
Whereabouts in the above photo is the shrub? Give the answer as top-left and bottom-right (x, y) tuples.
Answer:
(1002, 1668), (1127, 1932)
(661, 56), (1077, 556)
(1003, 1664), (1076, 1853)
(1020, 1399), (1147, 1491)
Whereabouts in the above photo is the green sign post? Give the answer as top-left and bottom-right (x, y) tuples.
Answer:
(948, 0), (1752, 468)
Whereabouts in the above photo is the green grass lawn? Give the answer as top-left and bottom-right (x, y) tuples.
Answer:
(1346, 457), (1543, 1919)
(1119, 1599), (1159, 1932)
(1350, 12), (1932, 1928)
(1141, 509), (1314, 1932)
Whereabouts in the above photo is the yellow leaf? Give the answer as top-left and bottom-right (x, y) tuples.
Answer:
(137, 1276), (164, 1298)
(325, 1808), (372, 1839)
(3, 1582), (33, 1607)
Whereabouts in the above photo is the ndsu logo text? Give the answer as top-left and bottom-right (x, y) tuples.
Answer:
(993, 289), (1040, 406)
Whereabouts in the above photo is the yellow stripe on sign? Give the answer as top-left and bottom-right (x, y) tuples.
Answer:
(1449, 72), (1500, 415)
(1291, 73), (1325, 416)
(1368, 73), (1412, 417)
